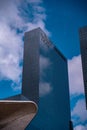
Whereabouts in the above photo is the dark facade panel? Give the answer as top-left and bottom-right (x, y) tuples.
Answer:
(70, 121), (73, 130)
(22, 28), (40, 104)
(79, 26), (87, 108)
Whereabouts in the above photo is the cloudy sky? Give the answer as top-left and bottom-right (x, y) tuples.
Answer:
(0, 0), (87, 130)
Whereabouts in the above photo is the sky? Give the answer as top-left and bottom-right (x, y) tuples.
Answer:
(0, 0), (87, 130)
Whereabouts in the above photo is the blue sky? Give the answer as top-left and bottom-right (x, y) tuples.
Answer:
(44, 0), (87, 59)
(0, 0), (87, 130)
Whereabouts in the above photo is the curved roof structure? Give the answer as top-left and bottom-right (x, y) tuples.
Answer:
(0, 100), (37, 130)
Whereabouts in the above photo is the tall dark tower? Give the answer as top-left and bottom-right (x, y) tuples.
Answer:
(79, 26), (87, 108)
(24, 28), (72, 130)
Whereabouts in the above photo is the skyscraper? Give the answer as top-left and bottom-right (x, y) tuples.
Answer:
(24, 28), (71, 130)
(79, 26), (87, 108)
(0, 27), (72, 130)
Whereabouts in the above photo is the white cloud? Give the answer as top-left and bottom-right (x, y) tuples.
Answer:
(68, 55), (87, 128)
(27, 0), (42, 4)
(40, 55), (50, 73)
(74, 125), (87, 130)
(0, 0), (49, 90)
(72, 98), (87, 125)
(0, 22), (23, 82)
(0, 0), (24, 29)
(68, 55), (84, 95)
(39, 82), (52, 97)
(39, 55), (52, 96)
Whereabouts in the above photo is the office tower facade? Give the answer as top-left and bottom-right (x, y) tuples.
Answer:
(79, 26), (87, 108)
(24, 28), (71, 130)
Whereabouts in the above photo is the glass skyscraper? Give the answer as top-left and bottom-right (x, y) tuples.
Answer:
(79, 26), (87, 108)
(23, 28), (71, 130)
